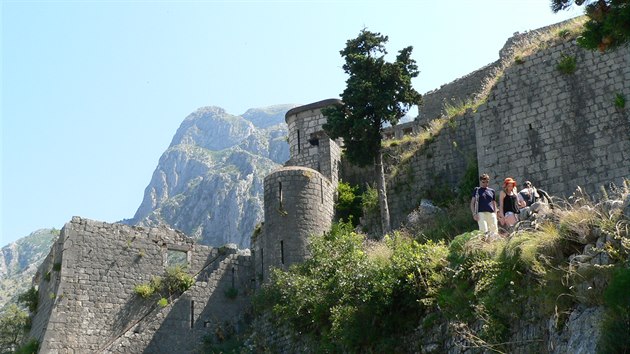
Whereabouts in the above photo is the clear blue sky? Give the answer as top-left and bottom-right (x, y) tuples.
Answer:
(1, 0), (583, 246)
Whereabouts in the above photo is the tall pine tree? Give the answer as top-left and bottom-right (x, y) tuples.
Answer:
(323, 29), (422, 234)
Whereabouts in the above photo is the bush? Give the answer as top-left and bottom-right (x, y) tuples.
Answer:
(13, 338), (39, 354)
(255, 221), (448, 351)
(164, 266), (195, 295)
(134, 283), (155, 299)
(557, 54), (577, 74)
(335, 181), (363, 226)
(598, 266), (630, 353)
(17, 287), (39, 313)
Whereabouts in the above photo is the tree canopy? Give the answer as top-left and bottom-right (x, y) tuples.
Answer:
(551, 0), (630, 51)
(322, 29), (422, 167)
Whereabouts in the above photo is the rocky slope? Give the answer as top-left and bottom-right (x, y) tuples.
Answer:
(127, 104), (295, 248)
(0, 229), (57, 309)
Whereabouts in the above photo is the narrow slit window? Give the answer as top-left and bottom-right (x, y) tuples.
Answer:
(190, 300), (195, 328)
(279, 182), (283, 207)
(280, 240), (285, 264)
(320, 178), (324, 204)
(297, 130), (301, 154)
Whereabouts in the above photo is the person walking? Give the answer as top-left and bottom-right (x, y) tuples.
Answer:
(499, 177), (526, 231)
(471, 173), (499, 235)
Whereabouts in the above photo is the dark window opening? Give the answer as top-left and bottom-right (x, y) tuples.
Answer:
(231, 267), (235, 288)
(280, 240), (285, 264)
(190, 300), (195, 328)
(167, 249), (188, 267)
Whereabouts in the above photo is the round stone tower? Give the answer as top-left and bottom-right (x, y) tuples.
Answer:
(253, 99), (343, 282)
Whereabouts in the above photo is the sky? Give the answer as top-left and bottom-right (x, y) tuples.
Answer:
(1, 0), (584, 246)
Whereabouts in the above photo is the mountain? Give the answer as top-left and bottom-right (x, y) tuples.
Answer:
(0, 229), (57, 309)
(126, 104), (296, 248)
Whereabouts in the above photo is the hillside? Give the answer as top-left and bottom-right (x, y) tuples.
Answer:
(0, 229), (57, 309)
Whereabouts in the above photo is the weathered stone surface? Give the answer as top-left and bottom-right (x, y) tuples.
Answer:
(28, 218), (253, 354)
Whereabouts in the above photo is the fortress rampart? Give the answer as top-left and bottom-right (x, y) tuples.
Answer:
(29, 217), (252, 353)
(25, 22), (630, 353)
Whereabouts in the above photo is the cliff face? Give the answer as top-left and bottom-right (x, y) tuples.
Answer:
(128, 105), (295, 248)
(0, 229), (57, 309)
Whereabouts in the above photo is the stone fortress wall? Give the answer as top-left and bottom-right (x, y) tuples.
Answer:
(475, 40), (630, 197)
(26, 20), (630, 353)
(29, 217), (252, 353)
(379, 22), (629, 228)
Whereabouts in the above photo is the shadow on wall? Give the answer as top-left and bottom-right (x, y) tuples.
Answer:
(142, 251), (253, 353)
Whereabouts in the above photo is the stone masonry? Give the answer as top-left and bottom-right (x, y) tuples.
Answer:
(253, 99), (341, 283)
(476, 41), (630, 196)
(25, 21), (630, 353)
(29, 217), (252, 353)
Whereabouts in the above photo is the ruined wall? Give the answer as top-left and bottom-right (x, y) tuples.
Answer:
(475, 42), (630, 197)
(28, 217), (253, 353)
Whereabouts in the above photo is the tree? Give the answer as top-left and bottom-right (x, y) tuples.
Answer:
(551, 0), (630, 51)
(323, 29), (422, 234)
(0, 304), (29, 353)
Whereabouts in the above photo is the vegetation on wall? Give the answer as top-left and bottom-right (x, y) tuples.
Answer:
(133, 266), (195, 306)
(557, 54), (578, 74)
(551, 0), (630, 51)
(254, 183), (630, 352)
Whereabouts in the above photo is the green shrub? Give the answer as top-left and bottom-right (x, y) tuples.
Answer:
(335, 181), (363, 226)
(598, 266), (630, 353)
(164, 266), (195, 295)
(134, 283), (155, 299)
(361, 185), (379, 214)
(557, 54), (577, 74)
(17, 287), (39, 313)
(255, 222), (449, 352)
(157, 297), (168, 308)
(615, 93), (626, 109)
(14, 338), (39, 354)
(224, 287), (238, 299)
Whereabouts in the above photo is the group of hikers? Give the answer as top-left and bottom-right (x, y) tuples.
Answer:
(470, 173), (551, 236)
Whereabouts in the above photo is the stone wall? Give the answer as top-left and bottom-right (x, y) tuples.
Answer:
(386, 111), (478, 228)
(475, 41), (630, 197)
(285, 98), (342, 183)
(28, 217), (253, 353)
(418, 62), (500, 125)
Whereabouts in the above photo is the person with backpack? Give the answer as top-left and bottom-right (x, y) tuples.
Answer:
(519, 180), (552, 217)
(470, 173), (499, 235)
